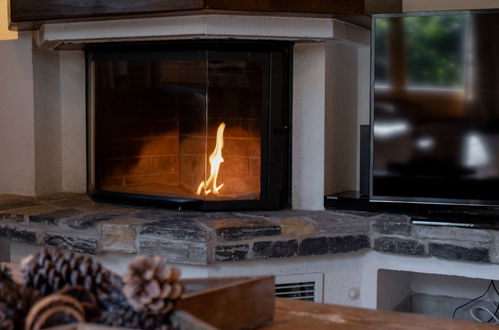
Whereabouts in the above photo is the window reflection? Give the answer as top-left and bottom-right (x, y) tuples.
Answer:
(463, 133), (489, 169)
(373, 12), (499, 201)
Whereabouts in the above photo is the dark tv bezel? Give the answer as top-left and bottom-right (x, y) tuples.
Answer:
(369, 9), (499, 207)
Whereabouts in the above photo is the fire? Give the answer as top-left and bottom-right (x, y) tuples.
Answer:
(196, 122), (226, 196)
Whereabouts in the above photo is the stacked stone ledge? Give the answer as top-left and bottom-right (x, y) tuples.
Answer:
(0, 194), (496, 265)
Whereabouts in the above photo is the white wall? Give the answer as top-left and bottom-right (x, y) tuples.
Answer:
(404, 0), (499, 11)
(0, 33), (64, 196)
(0, 34), (66, 196)
(33, 44), (62, 195)
(0, 36), (87, 196)
(294, 41), (366, 207)
(292, 43), (327, 210)
(0, 32), (36, 196)
(60, 51), (86, 192)
(410, 272), (492, 299)
(12, 241), (499, 312)
(0, 16), (369, 202)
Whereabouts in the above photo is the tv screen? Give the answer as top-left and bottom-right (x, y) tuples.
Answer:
(372, 11), (499, 205)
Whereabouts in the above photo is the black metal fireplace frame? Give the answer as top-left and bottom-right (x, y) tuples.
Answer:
(85, 40), (292, 210)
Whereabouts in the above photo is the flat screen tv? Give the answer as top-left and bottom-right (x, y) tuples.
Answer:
(371, 10), (499, 206)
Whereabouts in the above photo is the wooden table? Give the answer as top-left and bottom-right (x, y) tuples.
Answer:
(263, 298), (497, 330)
(23, 298), (499, 330)
(3, 262), (495, 330)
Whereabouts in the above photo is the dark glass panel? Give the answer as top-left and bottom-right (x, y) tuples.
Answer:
(93, 50), (264, 201)
(373, 12), (499, 204)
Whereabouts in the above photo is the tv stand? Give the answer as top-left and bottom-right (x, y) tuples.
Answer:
(410, 217), (499, 229)
(325, 191), (499, 229)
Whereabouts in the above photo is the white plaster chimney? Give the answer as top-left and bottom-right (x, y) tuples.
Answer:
(0, 15), (369, 210)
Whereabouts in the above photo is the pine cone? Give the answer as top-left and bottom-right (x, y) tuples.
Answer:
(0, 301), (15, 330)
(123, 256), (183, 315)
(0, 266), (41, 329)
(21, 247), (121, 310)
(25, 293), (87, 329)
(100, 307), (173, 330)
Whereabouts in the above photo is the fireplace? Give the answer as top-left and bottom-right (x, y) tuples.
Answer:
(86, 41), (291, 210)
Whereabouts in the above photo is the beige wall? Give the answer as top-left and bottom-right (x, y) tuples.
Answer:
(293, 44), (327, 210)
(0, 33), (36, 195)
(0, 0), (17, 40)
(0, 34), (65, 196)
(404, 0), (499, 11)
(60, 51), (86, 193)
(33, 44), (62, 195)
(0, 32), (80, 196)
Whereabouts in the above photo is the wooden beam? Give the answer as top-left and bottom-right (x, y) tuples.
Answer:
(9, 0), (402, 31)
(10, 0), (203, 21)
(9, 0), (203, 30)
(204, 0), (365, 15)
(365, 0), (403, 14)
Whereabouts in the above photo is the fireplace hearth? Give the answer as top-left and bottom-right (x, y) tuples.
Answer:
(87, 41), (291, 210)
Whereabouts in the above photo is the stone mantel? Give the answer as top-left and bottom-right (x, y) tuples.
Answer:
(0, 194), (496, 266)
(36, 15), (370, 50)
(9, 0), (403, 31)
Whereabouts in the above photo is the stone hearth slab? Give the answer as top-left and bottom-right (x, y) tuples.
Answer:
(0, 194), (497, 265)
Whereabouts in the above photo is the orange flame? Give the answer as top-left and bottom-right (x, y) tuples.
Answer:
(196, 122), (226, 196)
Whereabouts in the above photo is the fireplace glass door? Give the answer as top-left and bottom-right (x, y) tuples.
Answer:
(87, 42), (290, 210)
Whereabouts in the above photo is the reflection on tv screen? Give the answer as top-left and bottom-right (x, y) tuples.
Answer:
(372, 12), (499, 204)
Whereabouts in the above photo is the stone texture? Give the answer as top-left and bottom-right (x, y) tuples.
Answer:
(37, 194), (107, 212)
(139, 237), (208, 265)
(135, 210), (199, 221)
(329, 235), (370, 254)
(373, 237), (426, 256)
(101, 222), (137, 254)
(333, 210), (380, 218)
(429, 243), (489, 263)
(209, 218), (280, 241)
(43, 233), (99, 254)
(414, 226), (492, 243)
(140, 219), (209, 242)
(30, 209), (83, 225)
(0, 225), (38, 243)
(298, 237), (330, 256)
(1, 193), (499, 266)
(0, 213), (24, 222)
(490, 232), (499, 264)
(0, 204), (59, 219)
(373, 215), (412, 236)
(308, 212), (370, 236)
(65, 211), (124, 229)
(0, 196), (37, 211)
(236, 210), (314, 219)
(253, 240), (298, 259)
(215, 245), (249, 262)
(273, 217), (316, 238)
